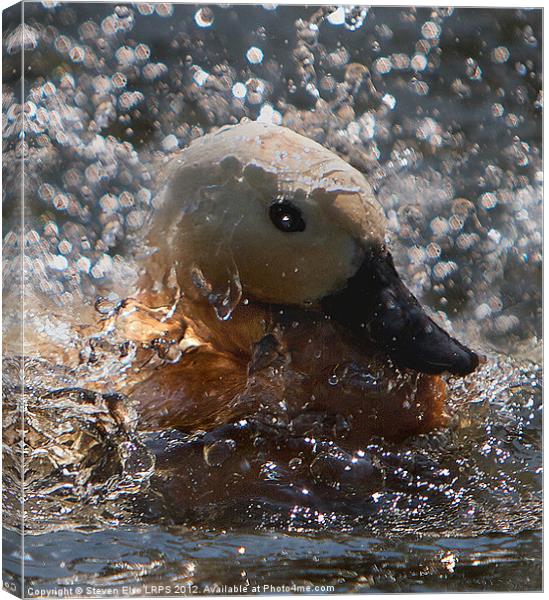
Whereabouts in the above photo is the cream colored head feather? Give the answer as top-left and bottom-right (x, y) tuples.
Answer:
(147, 121), (386, 308)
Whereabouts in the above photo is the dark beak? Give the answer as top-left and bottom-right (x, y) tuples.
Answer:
(321, 248), (479, 376)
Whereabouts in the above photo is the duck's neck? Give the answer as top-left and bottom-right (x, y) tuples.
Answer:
(175, 295), (274, 359)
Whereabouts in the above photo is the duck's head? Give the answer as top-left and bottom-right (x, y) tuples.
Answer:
(148, 121), (478, 376)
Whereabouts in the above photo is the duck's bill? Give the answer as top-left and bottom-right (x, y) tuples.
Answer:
(322, 248), (479, 376)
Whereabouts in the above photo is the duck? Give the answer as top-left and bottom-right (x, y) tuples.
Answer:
(103, 121), (479, 441)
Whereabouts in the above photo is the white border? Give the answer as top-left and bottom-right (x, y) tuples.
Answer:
(0, 1), (544, 599)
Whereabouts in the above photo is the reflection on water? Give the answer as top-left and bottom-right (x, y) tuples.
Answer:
(2, 3), (542, 594)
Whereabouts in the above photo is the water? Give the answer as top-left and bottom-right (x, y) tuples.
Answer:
(3, 528), (542, 594)
(2, 3), (542, 595)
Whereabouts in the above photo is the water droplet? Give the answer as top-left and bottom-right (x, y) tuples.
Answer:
(192, 67), (209, 86)
(492, 46), (510, 64)
(382, 94), (396, 110)
(137, 3), (154, 16)
(203, 438), (236, 467)
(421, 21), (441, 40)
(246, 46), (264, 64)
(232, 82), (247, 99)
(194, 7), (214, 28)
(327, 7), (345, 26)
(156, 3), (174, 18)
(161, 134), (179, 152)
(411, 53), (427, 71)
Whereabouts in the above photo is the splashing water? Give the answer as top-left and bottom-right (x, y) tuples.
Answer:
(2, 4), (541, 594)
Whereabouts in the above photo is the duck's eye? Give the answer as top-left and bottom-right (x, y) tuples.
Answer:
(269, 200), (306, 233)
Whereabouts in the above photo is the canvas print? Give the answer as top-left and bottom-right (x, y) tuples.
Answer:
(2, 2), (542, 596)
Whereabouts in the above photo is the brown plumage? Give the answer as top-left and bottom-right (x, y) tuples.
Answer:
(125, 294), (448, 440)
